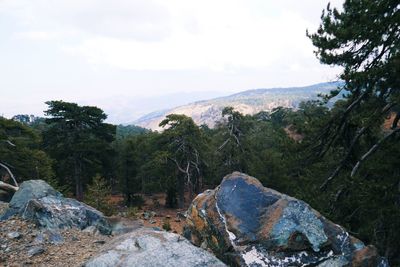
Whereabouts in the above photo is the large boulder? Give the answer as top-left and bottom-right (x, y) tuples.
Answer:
(84, 227), (226, 267)
(0, 180), (111, 234)
(184, 172), (388, 267)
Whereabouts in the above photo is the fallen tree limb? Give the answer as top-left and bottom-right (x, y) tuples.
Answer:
(0, 181), (19, 192)
(0, 162), (18, 187)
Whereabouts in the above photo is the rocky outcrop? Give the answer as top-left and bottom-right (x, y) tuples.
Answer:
(84, 227), (226, 267)
(0, 180), (112, 234)
(184, 172), (388, 267)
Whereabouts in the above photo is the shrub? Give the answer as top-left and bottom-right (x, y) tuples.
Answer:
(84, 175), (114, 216)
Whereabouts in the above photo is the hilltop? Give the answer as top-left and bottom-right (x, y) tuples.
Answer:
(132, 82), (341, 130)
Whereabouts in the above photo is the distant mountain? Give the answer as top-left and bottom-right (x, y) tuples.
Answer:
(133, 82), (342, 130)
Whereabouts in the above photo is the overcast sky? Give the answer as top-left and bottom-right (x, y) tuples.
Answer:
(0, 0), (344, 123)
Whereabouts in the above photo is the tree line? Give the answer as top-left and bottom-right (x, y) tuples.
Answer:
(1, 98), (399, 263)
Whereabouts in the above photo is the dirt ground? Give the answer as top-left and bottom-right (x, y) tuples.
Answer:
(118, 192), (190, 234)
(0, 192), (192, 267)
(0, 216), (111, 267)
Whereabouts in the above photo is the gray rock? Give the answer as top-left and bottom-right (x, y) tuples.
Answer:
(2, 180), (61, 218)
(0, 180), (112, 235)
(84, 227), (226, 267)
(33, 233), (45, 244)
(143, 211), (156, 220)
(71, 236), (79, 241)
(32, 230), (64, 245)
(27, 246), (45, 257)
(110, 217), (143, 235)
(47, 230), (64, 245)
(82, 226), (99, 235)
(7, 231), (21, 239)
(176, 211), (187, 219)
(185, 172), (386, 267)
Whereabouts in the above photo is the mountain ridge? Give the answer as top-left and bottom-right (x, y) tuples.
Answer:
(132, 81), (342, 130)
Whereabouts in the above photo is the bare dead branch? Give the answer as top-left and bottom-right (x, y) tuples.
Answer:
(2, 140), (16, 147)
(0, 162), (18, 187)
(351, 127), (400, 177)
(320, 102), (396, 189)
(169, 158), (187, 174)
(217, 139), (230, 151)
(0, 181), (19, 192)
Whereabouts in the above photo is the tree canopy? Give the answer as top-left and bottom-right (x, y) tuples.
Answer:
(307, 0), (400, 186)
(43, 101), (116, 200)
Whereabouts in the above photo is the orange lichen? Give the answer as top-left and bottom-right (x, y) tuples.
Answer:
(352, 245), (378, 267)
(257, 199), (288, 241)
(189, 205), (207, 231)
(211, 235), (219, 247)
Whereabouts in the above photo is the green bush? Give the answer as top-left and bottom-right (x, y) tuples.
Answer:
(84, 175), (114, 216)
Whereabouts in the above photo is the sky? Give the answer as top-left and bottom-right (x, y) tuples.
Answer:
(0, 0), (344, 123)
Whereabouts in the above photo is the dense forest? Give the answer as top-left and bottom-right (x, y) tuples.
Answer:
(1, 97), (399, 264)
(1, 0), (399, 265)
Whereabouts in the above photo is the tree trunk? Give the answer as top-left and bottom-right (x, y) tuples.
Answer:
(125, 162), (132, 206)
(188, 181), (194, 203)
(177, 175), (185, 209)
(74, 158), (83, 201)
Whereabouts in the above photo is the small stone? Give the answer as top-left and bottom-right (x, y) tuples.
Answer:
(28, 246), (45, 257)
(93, 240), (106, 245)
(33, 233), (45, 244)
(149, 219), (156, 224)
(166, 215), (171, 219)
(7, 231), (21, 239)
(176, 211), (187, 219)
(174, 218), (181, 222)
(67, 251), (75, 255)
(143, 211), (157, 220)
(83, 226), (98, 235)
(48, 231), (64, 245)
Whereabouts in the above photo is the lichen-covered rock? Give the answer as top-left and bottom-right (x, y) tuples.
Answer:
(184, 172), (387, 267)
(0, 180), (111, 234)
(84, 227), (226, 267)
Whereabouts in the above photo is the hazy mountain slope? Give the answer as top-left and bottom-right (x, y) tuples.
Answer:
(133, 82), (341, 130)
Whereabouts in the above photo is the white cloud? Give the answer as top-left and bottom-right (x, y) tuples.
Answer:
(2, 0), (345, 72)
(13, 31), (56, 41)
(61, 1), (319, 71)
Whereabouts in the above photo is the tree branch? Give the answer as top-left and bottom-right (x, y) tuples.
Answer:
(0, 181), (19, 192)
(0, 162), (18, 187)
(351, 127), (400, 177)
(320, 102), (396, 189)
